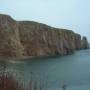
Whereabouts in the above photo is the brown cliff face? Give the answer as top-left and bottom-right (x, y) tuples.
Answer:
(74, 34), (82, 50)
(18, 22), (77, 56)
(0, 14), (89, 59)
(0, 14), (24, 58)
(81, 36), (89, 49)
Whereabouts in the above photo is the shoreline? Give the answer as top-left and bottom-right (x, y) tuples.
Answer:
(0, 49), (89, 62)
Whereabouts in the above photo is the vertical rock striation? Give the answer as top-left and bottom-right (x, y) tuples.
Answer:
(0, 14), (24, 58)
(0, 14), (89, 59)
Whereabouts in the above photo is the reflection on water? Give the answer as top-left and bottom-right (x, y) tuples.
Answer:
(0, 49), (90, 90)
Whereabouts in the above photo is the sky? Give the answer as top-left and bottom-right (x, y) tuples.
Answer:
(0, 0), (90, 41)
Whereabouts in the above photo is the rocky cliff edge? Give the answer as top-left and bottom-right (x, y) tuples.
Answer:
(0, 14), (89, 59)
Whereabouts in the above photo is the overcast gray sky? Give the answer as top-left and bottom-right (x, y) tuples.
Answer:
(0, 0), (90, 41)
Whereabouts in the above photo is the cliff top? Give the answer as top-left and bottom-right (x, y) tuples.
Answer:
(0, 14), (74, 33)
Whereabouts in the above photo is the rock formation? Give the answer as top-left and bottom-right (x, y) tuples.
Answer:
(0, 14), (89, 59)
(81, 36), (89, 49)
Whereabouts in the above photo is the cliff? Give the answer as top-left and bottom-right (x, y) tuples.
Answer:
(0, 14), (89, 59)
(81, 36), (89, 49)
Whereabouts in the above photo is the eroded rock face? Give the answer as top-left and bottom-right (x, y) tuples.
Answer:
(0, 14), (24, 58)
(0, 14), (89, 59)
(81, 36), (89, 49)
(18, 22), (76, 56)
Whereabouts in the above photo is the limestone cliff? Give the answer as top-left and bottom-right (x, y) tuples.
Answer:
(0, 14), (89, 59)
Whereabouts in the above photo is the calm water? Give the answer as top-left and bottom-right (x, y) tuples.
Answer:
(0, 49), (90, 90)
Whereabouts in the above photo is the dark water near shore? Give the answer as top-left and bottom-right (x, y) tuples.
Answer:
(0, 49), (90, 90)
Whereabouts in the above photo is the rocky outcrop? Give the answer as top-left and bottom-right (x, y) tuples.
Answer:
(0, 14), (89, 59)
(0, 14), (24, 58)
(81, 36), (89, 49)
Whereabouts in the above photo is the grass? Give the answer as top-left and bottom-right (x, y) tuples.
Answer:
(0, 72), (23, 90)
(0, 71), (45, 90)
(0, 64), (67, 90)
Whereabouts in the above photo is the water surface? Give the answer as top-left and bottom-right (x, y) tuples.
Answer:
(0, 49), (90, 90)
